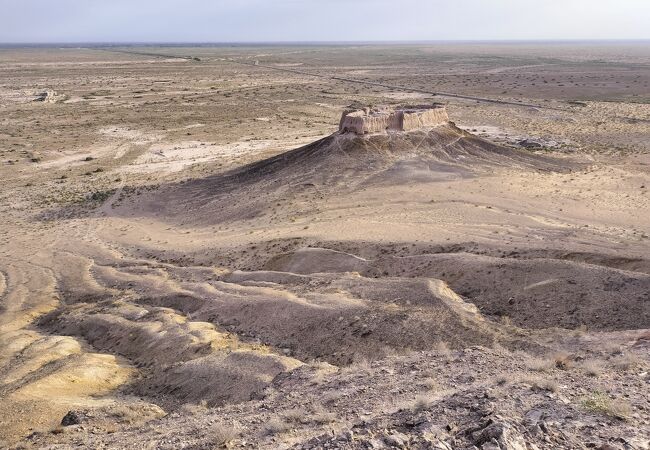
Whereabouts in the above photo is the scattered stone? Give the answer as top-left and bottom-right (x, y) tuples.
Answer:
(474, 422), (527, 450)
(597, 444), (621, 450)
(33, 89), (63, 103)
(384, 432), (408, 447)
(434, 441), (454, 450)
(61, 410), (90, 426)
(368, 438), (387, 449)
(524, 409), (544, 426)
(518, 139), (543, 148)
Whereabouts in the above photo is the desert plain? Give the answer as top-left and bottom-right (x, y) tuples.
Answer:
(0, 42), (649, 449)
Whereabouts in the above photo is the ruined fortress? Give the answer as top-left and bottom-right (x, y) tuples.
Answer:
(339, 104), (449, 135)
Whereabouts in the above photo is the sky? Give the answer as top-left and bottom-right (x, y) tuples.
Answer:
(1, 0), (649, 43)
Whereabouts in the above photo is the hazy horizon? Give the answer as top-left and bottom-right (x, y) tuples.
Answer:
(2, 39), (650, 47)
(1, 0), (649, 44)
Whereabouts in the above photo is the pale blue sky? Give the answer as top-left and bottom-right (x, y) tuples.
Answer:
(1, 0), (649, 43)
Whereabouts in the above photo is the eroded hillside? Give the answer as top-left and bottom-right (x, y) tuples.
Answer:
(1, 45), (649, 449)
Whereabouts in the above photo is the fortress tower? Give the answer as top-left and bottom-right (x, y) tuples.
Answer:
(339, 104), (449, 135)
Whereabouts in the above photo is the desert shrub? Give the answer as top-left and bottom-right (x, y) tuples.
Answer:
(581, 360), (604, 377)
(310, 404), (337, 424)
(582, 392), (632, 420)
(212, 423), (238, 448)
(322, 391), (342, 405)
(553, 352), (573, 370)
(526, 357), (553, 372)
(573, 324), (588, 337)
(610, 353), (641, 371)
(263, 417), (290, 436)
(412, 395), (433, 412)
(341, 357), (370, 374)
(603, 344), (624, 356)
(283, 404), (336, 425)
(180, 401), (208, 415)
(522, 376), (558, 392)
(420, 377), (438, 391)
(89, 189), (115, 202)
(283, 408), (308, 424)
(106, 405), (139, 423)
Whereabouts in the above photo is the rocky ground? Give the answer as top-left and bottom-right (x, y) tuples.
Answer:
(0, 44), (649, 449)
(19, 342), (650, 449)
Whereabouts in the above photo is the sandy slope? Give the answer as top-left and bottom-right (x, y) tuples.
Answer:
(1, 123), (648, 448)
(0, 46), (648, 449)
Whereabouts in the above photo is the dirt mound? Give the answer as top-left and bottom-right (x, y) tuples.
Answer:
(214, 271), (510, 362)
(265, 248), (369, 274)
(26, 245), (517, 413)
(268, 246), (650, 331)
(119, 124), (574, 224)
(196, 123), (570, 185)
(86, 257), (514, 365)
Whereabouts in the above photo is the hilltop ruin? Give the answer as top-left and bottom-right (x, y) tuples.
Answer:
(339, 104), (449, 135)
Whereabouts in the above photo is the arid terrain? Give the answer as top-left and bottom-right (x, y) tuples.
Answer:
(0, 43), (649, 449)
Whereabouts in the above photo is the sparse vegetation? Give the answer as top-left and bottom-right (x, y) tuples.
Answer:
(582, 392), (632, 420)
(310, 404), (337, 424)
(572, 324), (588, 337)
(282, 404), (336, 426)
(211, 423), (238, 448)
(283, 407), (308, 424)
(522, 376), (559, 392)
(499, 315), (512, 326)
(553, 352), (573, 370)
(581, 359), (604, 377)
(526, 356), (553, 372)
(341, 356), (371, 374)
(420, 376), (438, 391)
(610, 353), (641, 371)
(180, 401), (209, 415)
(412, 395), (433, 412)
(89, 189), (115, 202)
(2, 43), (649, 450)
(263, 417), (290, 436)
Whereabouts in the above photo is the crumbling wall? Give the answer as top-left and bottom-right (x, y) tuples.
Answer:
(402, 107), (449, 131)
(339, 105), (448, 135)
(339, 109), (401, 134)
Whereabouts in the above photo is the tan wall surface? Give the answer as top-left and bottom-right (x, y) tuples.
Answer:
(340, 107), (448, 134)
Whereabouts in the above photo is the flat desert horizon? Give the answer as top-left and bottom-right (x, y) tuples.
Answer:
(0, 41), (649, 449)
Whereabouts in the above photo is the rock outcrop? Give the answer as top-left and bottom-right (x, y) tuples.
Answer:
(339, 104), (449, 135)
(33, 89), (63, 103)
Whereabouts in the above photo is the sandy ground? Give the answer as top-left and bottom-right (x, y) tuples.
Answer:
(0, 44), (649, 449)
